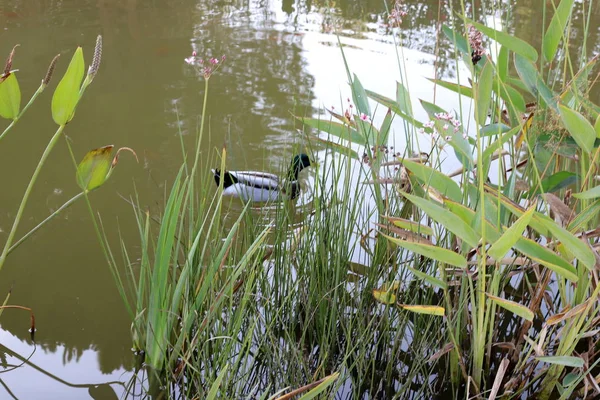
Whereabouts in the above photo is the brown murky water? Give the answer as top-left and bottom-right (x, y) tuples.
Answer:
(0, 0), (599, 398)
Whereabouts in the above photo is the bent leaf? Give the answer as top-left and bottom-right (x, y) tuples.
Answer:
(514, 54), (557, 111)
(298, 372), (340, 400)
(487, 293), (533, 321)
(52, 47), (84, 125)
(536, 215), (595, 270)
(558, 104), (596, 154)
(76, 145), (114, 191)
(0, 73), (21, 120)
(467, 20), (538, 62)
(400, 304), (445, 316)
(515, 237), (578, 282)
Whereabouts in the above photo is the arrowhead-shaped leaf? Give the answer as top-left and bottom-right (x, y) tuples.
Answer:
(76, 145), (114, 191)
(558, 104), (596, 153)
(52, 47), (84, 125)
(0, 73), (21, 120)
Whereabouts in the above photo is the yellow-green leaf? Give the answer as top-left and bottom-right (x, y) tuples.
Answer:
(558, 104), (596, 154)
(406, 265), (447, 290)
(373, 282), (398, 305)
(515, 237), (578, 282)
(573, 185), (600, 200)
(487, 293), (534, 321)
(383, 233), (467, 268)
(0, 73), (21, 120)
(542, 0), (575, 62)
(298, 372), (340, 400)
(488, 206), (535, 260)
(400, 304), (445, 316)
(385, 216), (434, 237)
(76, 145), (114, 191)
(52, 47), (84, 125)
(403, 159), (462, 203)
(595, 115), (600, 138)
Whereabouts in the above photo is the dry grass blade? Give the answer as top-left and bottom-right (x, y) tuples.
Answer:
(428, 343), (454, 362)
(489, 358), (509, 400)
(273, 374), (337, 400)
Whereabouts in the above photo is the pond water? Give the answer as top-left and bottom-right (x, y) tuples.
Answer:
(0, 0), (599, 398)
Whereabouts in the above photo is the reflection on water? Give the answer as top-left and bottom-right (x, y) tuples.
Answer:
(0, 0), (599, 398)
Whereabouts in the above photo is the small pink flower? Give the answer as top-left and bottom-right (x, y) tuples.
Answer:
(443, 124), (449, 130)
(360, 113), (369, 121)
(424, 121), (435, 128)
(192, 51), (197, 57)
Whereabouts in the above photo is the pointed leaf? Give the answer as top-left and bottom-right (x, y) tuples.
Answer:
(558, 104), (596, 153)
(400, 305), (445, 316)
(52, 47), (84, 125)
(382, 233), (468, 268)
(365, 89), (423, 128)
(206, 364), (229, 400)
(427, 79), (473, 98)
(385, 216), (434, 237)
(373, 282), (399, 305)
(514, 237), (578, 282)
(379, 108), (393, 146)
(536, 356), (584, 368)
(298, 373), (340, 400)
(352, 73), (370, 117)
(488, 206), (535, 260)
(441, 24), (469, 55)
(396, 82), (413, 117)
(514, 54), (558, 111)
(487, 293), (533, 321)
(76, 145), (114, 191)
(476, 59), (494, 125)
(402, 159), (462, 203)
(299, 116), (364, 144)
(401, 192), (480, 248)
(543, 0), (575, 62)
(0, 73), (21, 120)
(595, 115), (600, 138)
(573, 185), (600, 200)
(497, 45), (509, 82)
(535, 215), (595, 270)
(406, 265), (447, 289)
(467, 20), (538, 62)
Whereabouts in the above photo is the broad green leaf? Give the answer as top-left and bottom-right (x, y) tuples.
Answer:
(515, 237), (578, 282)
(497, 83), (526, 115)
(400, 304), (445, 316)
(468, 20), (538, 62)
(379, 108), (393, 146)
(396, 82), (413, 117)
(427, 79), (473, 98)
(540, 171), (577, 193)
(573, 185), (600, 200)
(486, 293), (534, 321)
(402, 159), (462, 203)
(568, 199), (600, 231)
(543, 0), (575, 62)
(206, 364), (229, 400)
(299, 117), (364, 144)
(497, 45), (509, 82)
(514, 54), (557, 111)
(480, 123), (512, 137)
(354, 115), (380, 146)
(401, 192), (480, 248)
(298, 373), (340, 400)
(0, 73), (21, 120)
(535, 215), (595, 270)
(386, 216), (434, 237)
(488, 206), (535, 260)
(352, 73), (370, 117)
(52, 47), (84, 125)
(536, 356), (584, 368)
(595, 115), (600, 138)
(558, 104), (596, 153)
(406, 265), (447, 290)
(383, 233), (467, 268)
(76, 145), (114, 191)
(476, 59), (494, 125)
(483, 188), (552, 236)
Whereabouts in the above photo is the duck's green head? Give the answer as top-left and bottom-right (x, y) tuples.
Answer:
(289, 153), (313, 180)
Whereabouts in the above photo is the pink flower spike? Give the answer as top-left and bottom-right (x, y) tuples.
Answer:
(192, 51), (197, 57)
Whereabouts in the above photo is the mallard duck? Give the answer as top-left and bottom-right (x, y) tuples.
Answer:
(212, 154), (314, 202)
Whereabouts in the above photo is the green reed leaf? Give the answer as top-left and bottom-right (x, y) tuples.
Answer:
(352, 73), (370, 117)
(401, 191), (480, 248)
(488, 206), (534, 261)
(402, 159), (462, 203)
(0, 73), (21, 120)
(206, 364), (229, 400)
(76, 145), (113, 191)
(515, 237), (578, 282)
(514, 54), (558, 111)
(299, 117), (364, 144)
(382, 233), (467, 268)
(573, 185), (600, 200)
(396, 82), (413, 117)
(558, 104), (596, 153)
(400, 304), (445, 316)
(298, 372), (340, 400)
(487, 293), (534, 321)
(427, 78), (473, 98)
(468, 20), (538, 62)
(536, 356), (584, 368)
(543, 0), (575, 62)
(52, 47), (84, 125)
(497, 45), (509, 82)
(406, 265), (447, 290)
(442, 24), (469, 55)
(476, 59), (494, 125)
(595, 115), (600, 138)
